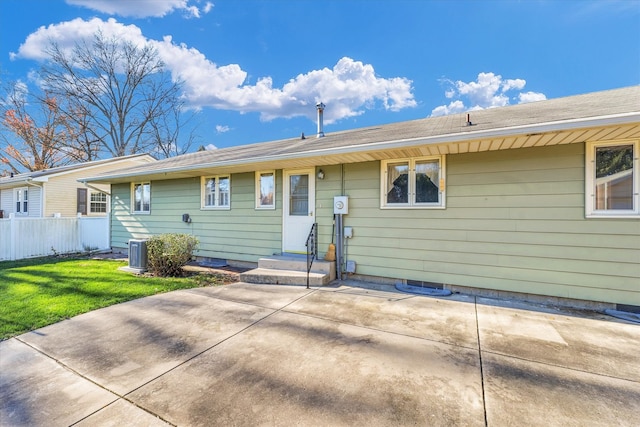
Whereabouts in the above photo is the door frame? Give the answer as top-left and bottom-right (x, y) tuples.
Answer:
(282, 168), (316, 254)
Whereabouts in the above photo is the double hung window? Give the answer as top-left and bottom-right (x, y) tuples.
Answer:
(586, 140), (639, 217)
(202, 176), (230, 209)
(14, 187), (28, 215)
(133, 182), (151, 213)
(381, 156), (445, 208)
(90, 192), (108, 213)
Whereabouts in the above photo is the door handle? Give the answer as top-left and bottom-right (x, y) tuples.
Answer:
(309, 211), (313, 216)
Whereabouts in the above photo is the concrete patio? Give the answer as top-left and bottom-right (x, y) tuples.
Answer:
(1, 281), (639, 426)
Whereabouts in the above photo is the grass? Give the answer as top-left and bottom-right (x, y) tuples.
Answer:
(0, 256), (232, 340)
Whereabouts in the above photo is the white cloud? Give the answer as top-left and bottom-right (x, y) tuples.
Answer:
(205, 143), (217, 150)
(12, 18), (416, 124)
(215, 125), (230, 133)
(518, 91), (547, 104)
(10, 18), (146, 61)
(65, 0), (211, 18)
(431, 72), (546, 117)
(430, 100), (465, 117)
(502, 78), (526, 92)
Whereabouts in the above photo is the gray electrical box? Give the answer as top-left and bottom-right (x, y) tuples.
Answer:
(346, 260), (357, 273)
(128, 239), (148, 272)
(334, 196), (349, 214)
(344, 226), (353, 238)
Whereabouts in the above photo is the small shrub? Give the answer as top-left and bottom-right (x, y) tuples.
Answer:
(146, 234), (199, 277)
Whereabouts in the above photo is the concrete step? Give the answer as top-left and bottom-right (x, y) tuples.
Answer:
(258, 255), (335, 280)
(240, 268), (329, 286)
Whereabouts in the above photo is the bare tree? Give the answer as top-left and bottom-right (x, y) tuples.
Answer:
(0, 83), (81, 173)
(149, 97), (199, 158)
(40, 32), (186, 159)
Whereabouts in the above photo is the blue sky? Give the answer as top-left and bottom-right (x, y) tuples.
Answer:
(1, 0), (639, 152)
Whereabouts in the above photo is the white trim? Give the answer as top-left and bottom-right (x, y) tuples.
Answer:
(89, 191), (109, 215)
(13, 187), (29, 216)
(282, 168), (315, 253)
(380, 155), (446, 209)
(255, 170), (276, 210)
(585, 139), (639, 218)
(131, 182), (151, 214)
(201, 175), (231, 210)
(80, 113), (640, 184)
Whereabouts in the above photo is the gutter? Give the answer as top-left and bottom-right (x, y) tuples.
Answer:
(81, 112), (640, 183)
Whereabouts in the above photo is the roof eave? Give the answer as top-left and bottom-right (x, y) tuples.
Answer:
(80, 111), (640, 184)
(0, 176), (33, 188)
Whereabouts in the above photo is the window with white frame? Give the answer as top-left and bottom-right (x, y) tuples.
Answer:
(586, 140), (639, 217)
(90, 191), (108, 213)
(14, 187), (28, 215)
(202, 175), (230, 209)
(256, 171), (275, 209)
(132, 182), (150, 213)
(381, 156), (446, 208)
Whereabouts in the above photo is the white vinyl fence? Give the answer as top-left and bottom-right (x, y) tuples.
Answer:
(0, 215), (110, 261)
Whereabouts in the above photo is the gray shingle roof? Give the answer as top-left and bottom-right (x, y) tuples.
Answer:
(82, 86), (640, 183)
(0, 153), (155, 186)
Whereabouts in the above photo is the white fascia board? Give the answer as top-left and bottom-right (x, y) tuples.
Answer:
(82, 112), (640, 183)
(0, 176), (31, 188)
(321, 112), (640, 157)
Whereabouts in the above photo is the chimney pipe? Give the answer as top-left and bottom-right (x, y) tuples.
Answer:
(316, 102), (325, 138)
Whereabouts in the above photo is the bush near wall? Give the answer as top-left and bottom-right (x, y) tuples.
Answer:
(147, 234), (199, 277)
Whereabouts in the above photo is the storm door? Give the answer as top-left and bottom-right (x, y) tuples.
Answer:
(283, 169), (315, 253)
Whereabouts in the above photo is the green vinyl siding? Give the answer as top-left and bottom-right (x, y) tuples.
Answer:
(314, 164), (344, 251)
(109, 143), (639, 305)
(111, 172), (282, 262)
(340, 144), (640, 305)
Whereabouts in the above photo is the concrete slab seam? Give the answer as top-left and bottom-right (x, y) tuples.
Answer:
(120, 287), (321, 400)
(68, 397), (177, 427)
(474, 296), (489, 427)
(12, 337), (141, 425)
(11, 287), (317, 427)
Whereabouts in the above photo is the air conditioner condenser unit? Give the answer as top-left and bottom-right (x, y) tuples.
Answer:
(128, 239), (148, 273)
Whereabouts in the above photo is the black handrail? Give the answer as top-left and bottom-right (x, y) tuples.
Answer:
(305, 222), (318, 289)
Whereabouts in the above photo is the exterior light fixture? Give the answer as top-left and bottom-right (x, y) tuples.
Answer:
(317, 169), (325, 180)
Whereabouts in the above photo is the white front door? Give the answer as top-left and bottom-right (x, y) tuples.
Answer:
(283, 168), (316, 253)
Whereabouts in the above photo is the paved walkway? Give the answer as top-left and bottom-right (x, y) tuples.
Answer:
(1, 281), (639, 426)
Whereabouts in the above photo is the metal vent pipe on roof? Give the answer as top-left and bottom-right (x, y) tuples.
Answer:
(316, 102), (325, 138)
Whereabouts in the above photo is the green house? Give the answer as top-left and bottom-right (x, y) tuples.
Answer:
(82, 86), (640, 308)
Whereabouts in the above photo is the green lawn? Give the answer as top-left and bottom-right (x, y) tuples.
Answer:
(0, 257), (230, 340)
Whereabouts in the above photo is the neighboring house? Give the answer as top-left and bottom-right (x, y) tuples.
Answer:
(0, 154), (156, 218)
(82, 86), (640, 307)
